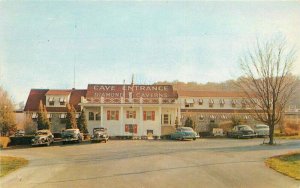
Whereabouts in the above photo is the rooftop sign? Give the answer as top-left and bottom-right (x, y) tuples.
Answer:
(86, 84), (176, 99)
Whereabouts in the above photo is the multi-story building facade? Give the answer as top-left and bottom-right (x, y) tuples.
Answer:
(177, 90), (257, 132)
(24, 89), (86, 132)
(24, 84), (179, 137)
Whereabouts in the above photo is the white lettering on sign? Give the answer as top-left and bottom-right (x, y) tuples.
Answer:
(93, 85), (116, 91)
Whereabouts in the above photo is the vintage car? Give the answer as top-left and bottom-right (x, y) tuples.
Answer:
(170, 127), (197, 140)
(90, 127), (109, 143)
(61, 129), (83, 144)
(227, 125), (256, 139)
(31, 130), (54, 146)
(254, 124), (269, 137)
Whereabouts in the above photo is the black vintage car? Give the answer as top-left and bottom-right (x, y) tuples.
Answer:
(227, 125), (256, 139)
(61, 129), (83, 144)
(90, 127), (109, 143)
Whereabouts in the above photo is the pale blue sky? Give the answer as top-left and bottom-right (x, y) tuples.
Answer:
(0, 1), (300, 104)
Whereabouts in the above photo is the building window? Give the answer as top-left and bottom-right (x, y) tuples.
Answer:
(126, 111), (136, 119)
(89, 112), (95, 121)
(185, 99), (194, 108)
(209, 99), (214, 108)
(143, 111), (155, 121)
(125, 124), (137, 134)
(199, 115), (204, 121)
(163, 114), (169, 124)
(95, 113), (101, 121)
(107, 110), (119, 120)
(59, 98), (66, 105)
(219, 99), (225, 107)
(48, 97), (54, 106)
(241, 100), (247, 108)
(232, 100), (237, 108)
(60, 113), (66, 123)
(198, 99), (203, 105)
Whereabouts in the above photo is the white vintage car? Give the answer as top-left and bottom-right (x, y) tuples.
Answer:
(254, 124), (269, 137)
(90, 127), (109, 143)
(31, 130), (54, 146)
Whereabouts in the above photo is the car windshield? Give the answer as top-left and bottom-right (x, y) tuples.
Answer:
(36, 132), (48, 135)
(180, 127), (194, 132)
(64, 130), (76, 133)
(239, 126), (252, 131)
(94, 128), (105, 132)
(256, 125), (268, 129)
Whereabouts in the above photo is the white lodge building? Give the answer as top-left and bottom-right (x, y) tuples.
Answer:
(24, 84), (258, 137)
(80, 84), (179, 137)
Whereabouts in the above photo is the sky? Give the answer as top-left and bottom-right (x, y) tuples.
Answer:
(0, 1), (300, 104)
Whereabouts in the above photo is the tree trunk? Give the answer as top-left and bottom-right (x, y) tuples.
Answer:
(269, 124), (275, 145)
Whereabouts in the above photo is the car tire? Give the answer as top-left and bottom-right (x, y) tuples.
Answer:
(193, 138), (196, 141)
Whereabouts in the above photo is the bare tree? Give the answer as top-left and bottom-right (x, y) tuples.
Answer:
(237, 38), (298, 144)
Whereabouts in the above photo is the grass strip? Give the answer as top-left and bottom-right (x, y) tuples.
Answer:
(265, 152), (300, 180)
(0, 156), (28, 177)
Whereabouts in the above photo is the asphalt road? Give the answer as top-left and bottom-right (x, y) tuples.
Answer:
(1, 138), (300, 188)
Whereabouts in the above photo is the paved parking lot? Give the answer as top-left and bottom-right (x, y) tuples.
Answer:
(1, 138), (300, 188)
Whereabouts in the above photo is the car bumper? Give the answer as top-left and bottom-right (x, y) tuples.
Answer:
(62, 138), (78, 142)
(240, 134), (256, 138)
(182, 135), (196, 139)
(91, 137), (107, 141)
(32, 141), (48, 146)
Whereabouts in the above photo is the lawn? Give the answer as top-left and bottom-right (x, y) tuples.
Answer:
(265, 152), (300, 180)
(0, 156), (28, 177)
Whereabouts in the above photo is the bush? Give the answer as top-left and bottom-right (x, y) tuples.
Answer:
(0, 137), (11, 148)
(9, 136), (34, 146)
(219, 121), (233, 133)
(208, 122), (219, 132)
(283, 122), (299, 136)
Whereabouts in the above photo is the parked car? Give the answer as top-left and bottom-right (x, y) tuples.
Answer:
(31, 130), (54, 146)
(171, 127), (197, 140)
(254, 124), (269, 137)
(227, 125), (256, 139)
(90, 127), (109, 143)
(61, 129), (83, 144)
(15, 129), (25, 137)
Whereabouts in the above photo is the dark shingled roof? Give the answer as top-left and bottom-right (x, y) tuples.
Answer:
(24, 89), (87, 112)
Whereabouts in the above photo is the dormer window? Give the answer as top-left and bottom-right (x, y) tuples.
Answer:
(219, 99), (225, 107)
(48, 97), (54, 106)
(241, 100), (247, 108)
(232, 100), (237, 108)
(185, 99), (194, 108)
(59, 98), (66, 105)
(198, 99), (203, 105)
(209, 99), (214, 108)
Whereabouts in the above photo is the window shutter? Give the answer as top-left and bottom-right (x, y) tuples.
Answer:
(133, 111), (136, 119)
(125, 124), (129, 132)
(126, 111), (129, 119)
(134, 124), (137, 134)
(152, 111), (155, 121)
(116, 111), (119, 120)
(107, 110), (111, 120)
(143, 111), (146, 120)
